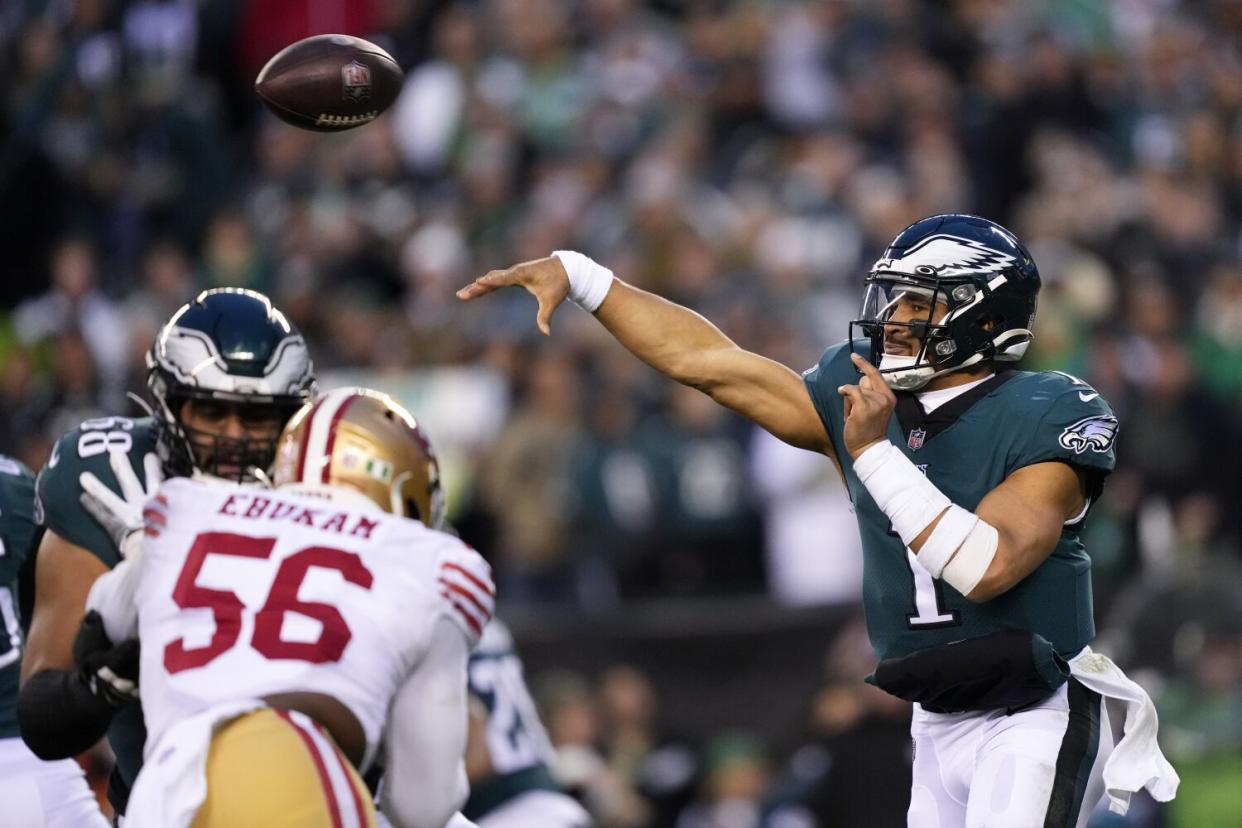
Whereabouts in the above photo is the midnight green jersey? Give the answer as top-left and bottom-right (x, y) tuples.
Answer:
(464, 619), (560, 820)
(0, 456), (39, 740)
(34, 415), (159, 808)
(803, 341), (1117, 663)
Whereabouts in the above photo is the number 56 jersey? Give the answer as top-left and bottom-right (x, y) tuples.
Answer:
(131, 477), (494, 770)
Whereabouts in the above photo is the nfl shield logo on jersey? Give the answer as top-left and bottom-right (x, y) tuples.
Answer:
(341, 61), (372, 101)
(907, 428), (927, 450)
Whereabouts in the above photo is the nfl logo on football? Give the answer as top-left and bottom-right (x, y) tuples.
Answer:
(907, 428), (926, 450)
(341, 60), (372, 101)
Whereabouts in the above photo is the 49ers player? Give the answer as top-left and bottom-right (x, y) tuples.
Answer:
(75, 388), (494, 828)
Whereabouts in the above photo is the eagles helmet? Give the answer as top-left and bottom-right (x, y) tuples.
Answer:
(147, 288), (317, 480)
(850, 214), (1040, 391)
(272, 387), (446, 528)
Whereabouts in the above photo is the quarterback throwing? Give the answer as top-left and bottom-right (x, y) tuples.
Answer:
(458, 213), (1179, 827)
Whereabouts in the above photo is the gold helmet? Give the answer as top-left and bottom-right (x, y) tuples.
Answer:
(272, 387), (445, 527)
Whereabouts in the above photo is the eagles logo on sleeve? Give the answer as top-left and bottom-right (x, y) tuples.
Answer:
(1057, 415), (1119, 455)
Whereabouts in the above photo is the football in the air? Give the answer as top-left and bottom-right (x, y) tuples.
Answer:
(255, 34), (403, 132)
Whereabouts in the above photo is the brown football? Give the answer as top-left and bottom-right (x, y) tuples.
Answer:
(255, 34), (403, 132)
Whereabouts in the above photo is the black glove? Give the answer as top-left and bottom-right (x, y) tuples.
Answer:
(73, 610), (141, 707)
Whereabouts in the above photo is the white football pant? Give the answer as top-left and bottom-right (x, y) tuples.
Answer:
(907, 679), (1113, 828)
(0, 736), (110, 827)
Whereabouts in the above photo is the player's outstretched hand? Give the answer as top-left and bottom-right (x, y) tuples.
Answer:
(456, 257), (571, 336)
(79, 450), (162, 558)
(838, 353), (898, 459)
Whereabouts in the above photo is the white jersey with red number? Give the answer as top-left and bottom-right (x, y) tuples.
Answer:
(133, 476), (494, 768)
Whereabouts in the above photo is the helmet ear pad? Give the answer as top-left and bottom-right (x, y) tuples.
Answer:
(961, 280), (1036, 361)
(938, 280), (1033, 364)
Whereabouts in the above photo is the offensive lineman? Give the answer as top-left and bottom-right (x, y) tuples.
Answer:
(0, 455), (109, 826)
(458, 214), (1179, 827)
(78, 387), (495, 828)
(18, 288), (318, 818)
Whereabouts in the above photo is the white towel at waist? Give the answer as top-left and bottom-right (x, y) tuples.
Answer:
(1068, 647), (1179, 815)
(123, 698), (266, 828)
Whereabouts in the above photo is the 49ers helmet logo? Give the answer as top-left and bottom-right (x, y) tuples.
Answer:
(341, 60), (372, 102)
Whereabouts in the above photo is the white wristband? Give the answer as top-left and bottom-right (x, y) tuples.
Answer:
(917, 504), (979, 578)
(852, 441), (951, 547)
(552, 250), (614, 312)
(941, 520), (998, 596)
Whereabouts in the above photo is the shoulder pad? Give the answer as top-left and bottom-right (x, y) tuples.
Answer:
(1009, 371), (1117, 473)
(803, 339), (868, 385)
(435, 538), (495, 646)
(474, 616), (514, 656)
(802, 339), (870, 446)
(0, 455), (32, 479)
(0, 457), (37, 579)
(35, 417), (159, 566)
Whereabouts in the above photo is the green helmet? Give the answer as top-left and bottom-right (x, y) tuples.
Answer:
(146, 288), (317, 480)
(851, 213), (1040, 391)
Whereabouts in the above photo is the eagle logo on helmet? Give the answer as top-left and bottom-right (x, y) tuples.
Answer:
(1058, 415), (1119, 455)
(873, 235), (1019, 280)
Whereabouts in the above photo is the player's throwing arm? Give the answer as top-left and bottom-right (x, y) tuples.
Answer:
(457, 253), (833, 455)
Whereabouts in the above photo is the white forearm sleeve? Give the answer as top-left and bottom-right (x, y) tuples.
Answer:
(917, 504), (979, 577)
(852, 441), (950, 546)
(852, 441), (999, 596)
(941, 520), (998, 596)
(85, 558), (141, 643)
(381, 617), (472, 828)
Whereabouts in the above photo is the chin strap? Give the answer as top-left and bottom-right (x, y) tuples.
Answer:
(878, 353), (935, 390)
(126, 392), (155, 417)
(880, 352), (989, 391)
(390, 471), (414, 518)
(879, 321), (1033, 390)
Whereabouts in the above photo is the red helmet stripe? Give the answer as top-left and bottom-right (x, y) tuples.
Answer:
(295, 396), (327, 482)
(320, 393), (361, 483)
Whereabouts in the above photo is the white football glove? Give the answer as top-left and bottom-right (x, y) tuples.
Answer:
(79, 451), (162, 560)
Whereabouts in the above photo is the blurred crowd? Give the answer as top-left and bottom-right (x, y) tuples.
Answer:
(522, 615), (916, 828)
(3, 0), (1242, 825)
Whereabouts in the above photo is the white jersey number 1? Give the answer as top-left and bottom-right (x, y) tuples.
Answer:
(906, 548), (959, 628)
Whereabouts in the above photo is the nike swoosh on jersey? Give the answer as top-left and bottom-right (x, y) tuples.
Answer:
(1078, 392), (1099, 402)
